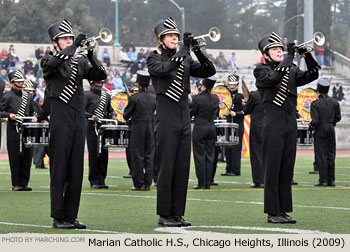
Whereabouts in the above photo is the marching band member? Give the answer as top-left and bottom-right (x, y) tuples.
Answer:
(123, 70), (156, 191)
(243, 90), (265, 188)
(0, 70), (37, 191)
(311, 79), (341, 187)
(254, 32), (320, 223)
(190, 77), (219, 189)
(147, 17), (216, 227)
(84, 79), (116, 189)
(41, 19), (106, 229)
(221, 74), (244, 177)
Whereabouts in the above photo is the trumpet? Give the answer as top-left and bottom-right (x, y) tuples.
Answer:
(75, 28), (113, 56)
(179, 27), (221, 48)
(295, 31), (325, 57)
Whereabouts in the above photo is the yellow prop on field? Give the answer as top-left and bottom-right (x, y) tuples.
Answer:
(111, 92), (129, 123)
(212, 85), (233, 117)
(297, 88), (318, 121)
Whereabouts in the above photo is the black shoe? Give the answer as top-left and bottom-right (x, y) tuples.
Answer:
(144, 186), (150, 191)
(69, 220), (86, 229)
(158, 216), (181, 227)
(250, 183), (264, 188)
(53, 220), (74, 229)
(131, 186), (145, 191)
(281, 213), (297, 223)
(23, 186), (32, 191)
(91, 184), (109, 189)
(173, 216), (191, 226)
(327, 181), (336, 186)
(210, 181), (219, 186)
(193, 185), (207, 190)
(309, 170), (319, 174)
(267, 215), (289, 224)
(12, 186), (24, 191)
(36, 166), (47, 169)
(221, 172), (240, 176)
(291, 180), (298, 185)
(314, 182), (327, 186)
(123, 174), (132, 178)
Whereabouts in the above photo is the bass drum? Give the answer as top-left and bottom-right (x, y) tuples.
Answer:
(211, 84), (233, 117)
(111, 91), (129, 123)
(297, 88), (318, 122)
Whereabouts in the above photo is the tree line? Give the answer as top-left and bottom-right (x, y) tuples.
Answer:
(0, 0), (349, 55)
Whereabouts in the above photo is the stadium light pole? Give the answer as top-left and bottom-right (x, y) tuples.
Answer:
(280, 13), (304, 35)
(113, 0), (120, 47)
(168, 0), (185, 34)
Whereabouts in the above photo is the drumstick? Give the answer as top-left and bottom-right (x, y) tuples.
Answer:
(241, 79), (250, 100)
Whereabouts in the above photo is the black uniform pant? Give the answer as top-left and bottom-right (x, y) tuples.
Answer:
(212, 146), (221, 182)
(130, 121), (154, 188)
(250, 123), (264, 184)
(49, 99), (85, 221)
(225, 119), (244, 175)
(314, 124), (336, 183)
(7, 122), (32, 187)
(86, 122), (108, 186)
(263, 103), (296, 215)
(193, 122), (216, 188)
(33, 146), (46, 168)
(156, 94), (191, 217)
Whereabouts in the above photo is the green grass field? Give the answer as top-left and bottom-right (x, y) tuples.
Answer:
(0, 155), (349, 234)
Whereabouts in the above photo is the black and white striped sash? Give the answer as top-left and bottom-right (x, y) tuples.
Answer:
(58, 56), (79, 103)
(165, 56), (185, 102)
(273, 69), (290, 107)
(16, 92), (29, 124)
(93, 91), (107, 119)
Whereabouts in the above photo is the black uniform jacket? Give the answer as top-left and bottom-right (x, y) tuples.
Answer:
(84, 89), (115, 119)
(123, 90), (156, 123)
(243, 90), (264, 124)
(41, 44), (106, 100)
(254, 53), (319, 104)
(147, 46), (216, 94)
(310, 95), (341, 129)
(190, 90), (219, 123)
(0, 88), (36, 118)
(227, 90), (245, 123)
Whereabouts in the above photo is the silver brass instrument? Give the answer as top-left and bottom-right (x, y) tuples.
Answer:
(295, 31), (325, 57)
(75, 28), (113, 56)
(179, 27), (221, 48)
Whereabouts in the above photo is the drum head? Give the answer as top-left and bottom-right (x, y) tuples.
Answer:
(297, 88), (318, 122)
(111, 92), (129, 123)
(211, 84), (233, 117)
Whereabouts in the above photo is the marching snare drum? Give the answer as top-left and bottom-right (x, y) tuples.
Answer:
(98, 124), (129, 149)
(297, 123), (313, 146)
(215, 122), (239, 146)
(21, 122), (50, 147)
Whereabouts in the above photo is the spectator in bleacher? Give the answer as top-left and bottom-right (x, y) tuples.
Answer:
(104, 75), (114, 91)
(137, 48), (146, 67)
(119, 47), (133, 67)
(0, 69), (10, 87)
(123, 72), (133, 90)
(144, 48), (152, 60)
(215, 51), (228, 69)
(131, 62), (144, 75)
(316, 44), (325, 67)
(0, 48), (8, 69)
(324, 41), (333, 67)
(332, 82), (344, 101)
(35, 47), (45, 60)
(25, 70), (36, 82)
(107, 65), (115, 78)
(127, 47), (137, 65)
(24, 60), (35, 76)
(6, 45), (19, 72)
(293, 40), (301, 67)
(102, 48), (111, 67)
(44, 46), (52, 56)
(112, 71), (125, 92)
(122, 67), (133, 80)
(228, 52), (239, 70)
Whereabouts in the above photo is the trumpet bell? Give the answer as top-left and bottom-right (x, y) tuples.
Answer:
(99, 28), (113, 43)
(208, 27), (221, 42)
(314, 31), (325, 46)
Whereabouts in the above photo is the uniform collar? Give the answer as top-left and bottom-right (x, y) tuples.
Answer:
(11, 88), (22, 96)
(91, 88), (102, 95)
